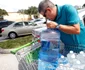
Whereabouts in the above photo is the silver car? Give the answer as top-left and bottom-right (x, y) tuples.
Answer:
(1, 21), (46, 39)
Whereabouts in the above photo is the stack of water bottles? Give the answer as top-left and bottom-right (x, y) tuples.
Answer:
(57, 51), (85, 70)
(38, 28), (61, 70)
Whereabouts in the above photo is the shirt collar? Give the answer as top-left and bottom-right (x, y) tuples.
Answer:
(54, 5), (62, 21)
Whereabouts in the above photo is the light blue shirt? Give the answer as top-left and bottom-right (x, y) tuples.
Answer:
(54, 5), (85, 52)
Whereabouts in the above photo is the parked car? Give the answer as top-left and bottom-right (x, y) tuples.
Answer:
(0, 20), (14, 36)
(1, 21), (46, 39)
(0, 20), (14, 28)
(29, 18), (46, 24)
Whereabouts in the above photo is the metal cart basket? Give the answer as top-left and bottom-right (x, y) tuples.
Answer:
(11, 39), (41, 70)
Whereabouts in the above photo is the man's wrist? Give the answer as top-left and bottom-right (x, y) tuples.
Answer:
(56, 24), (60, 29)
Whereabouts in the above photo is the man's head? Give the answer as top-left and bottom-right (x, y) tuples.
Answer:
(38, 0), (57, 20)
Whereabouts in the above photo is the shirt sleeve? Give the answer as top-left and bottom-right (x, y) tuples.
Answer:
(65, 5), (80, 25)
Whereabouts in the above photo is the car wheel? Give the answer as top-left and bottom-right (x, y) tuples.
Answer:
(8, 32), (17, 39)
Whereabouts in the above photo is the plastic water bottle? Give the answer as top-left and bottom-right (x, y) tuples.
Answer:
(38, 59), (57, 70)
(57, 55), (70, 70)
(58, 55), (68, 65)
(67, 51), (76, 65)
(76, 51), (85, 64)
(39, 28), (61, 63)
(72, 60), (84, 70)
(38, 28), (61, 70)
(56, 64), (64, 70)
(39, 48), (61, 63)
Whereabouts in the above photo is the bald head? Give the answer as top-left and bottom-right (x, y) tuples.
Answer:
(38, 0), (55, 13)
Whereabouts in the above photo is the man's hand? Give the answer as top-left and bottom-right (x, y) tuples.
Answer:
(46, 21), (58, 28)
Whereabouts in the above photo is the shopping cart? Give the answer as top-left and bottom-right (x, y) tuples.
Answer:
(11, 38), (41, 70)
(10, 27), (47, 70)
(11, 39), (85, 70)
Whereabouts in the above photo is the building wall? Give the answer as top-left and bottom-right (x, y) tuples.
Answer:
(4, 12), (29, 21)
(3, 12), (44, 21)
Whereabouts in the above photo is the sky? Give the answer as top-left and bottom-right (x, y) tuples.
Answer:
(0, 0), (85, 12)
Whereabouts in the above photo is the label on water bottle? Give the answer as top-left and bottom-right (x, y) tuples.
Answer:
(40, 29), (60, 41)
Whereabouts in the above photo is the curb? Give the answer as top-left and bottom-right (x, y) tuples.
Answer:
(0, 48), (12, 54)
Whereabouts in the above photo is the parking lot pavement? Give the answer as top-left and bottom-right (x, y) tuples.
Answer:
(0, 37), (7, 42)
(0, 54), (19, 70)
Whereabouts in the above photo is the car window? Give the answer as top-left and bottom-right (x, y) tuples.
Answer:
(24, 22), (29, 26)
(14, 22), (23, 27)
(34, 19), (41, 22)
(8, 21), (14, 25)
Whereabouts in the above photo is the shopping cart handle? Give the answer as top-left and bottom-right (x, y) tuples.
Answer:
(10, 39), (39, 54)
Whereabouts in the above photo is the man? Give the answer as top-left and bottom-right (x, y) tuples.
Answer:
(38, 0), (85, 55)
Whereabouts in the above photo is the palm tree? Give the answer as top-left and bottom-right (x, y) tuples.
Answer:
(25, 6), (38, 19)
(0, 8), (8, 16)
(17, 6), (38, 20)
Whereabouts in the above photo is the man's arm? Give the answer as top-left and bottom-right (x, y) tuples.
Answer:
(58, 5), (80, 34)
(59, 23), (80, 34)
(46, 22), (80, 34)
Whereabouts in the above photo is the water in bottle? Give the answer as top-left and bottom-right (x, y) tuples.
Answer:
(39, 28), (61, 62)
(38, 59), (58, 70)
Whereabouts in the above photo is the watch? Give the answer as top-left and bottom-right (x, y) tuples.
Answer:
(56, 24), (60, 29)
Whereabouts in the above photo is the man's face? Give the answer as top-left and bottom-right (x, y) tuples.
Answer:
(40, 7), (56, 21)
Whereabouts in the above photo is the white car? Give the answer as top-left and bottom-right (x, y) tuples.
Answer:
(1, 21), (46, 39)
(29, 18), (46, 24)
(78, 8), (85, 25)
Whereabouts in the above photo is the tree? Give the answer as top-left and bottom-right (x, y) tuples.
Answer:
(26, 6), (39, 19)
(18, 6), (39, 19)
(26, 6), (38, 15)
(17, 9), (24, 14)
(0, 8), (8, 16)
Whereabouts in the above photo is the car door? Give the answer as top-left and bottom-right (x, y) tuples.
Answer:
(24, 22), (34, 34)
(13, 22), (27, 35)
(24, 22), (41, 34)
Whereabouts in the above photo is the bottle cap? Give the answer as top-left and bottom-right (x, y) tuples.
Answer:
(70, 51), (73, 53)
(80, 51), (84, 54)
(61, 55), (64, 58)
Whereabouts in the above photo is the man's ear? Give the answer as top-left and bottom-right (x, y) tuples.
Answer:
(46, 8), (51, 12)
